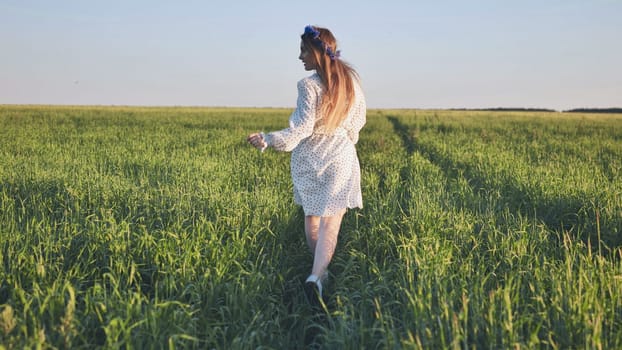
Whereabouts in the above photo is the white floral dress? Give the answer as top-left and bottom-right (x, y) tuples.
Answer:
(264, 73), (366, 216)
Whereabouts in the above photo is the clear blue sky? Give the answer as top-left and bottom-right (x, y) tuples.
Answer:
(1, 0), (621, 110)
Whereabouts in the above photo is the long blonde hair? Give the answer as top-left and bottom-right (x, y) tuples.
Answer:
(301, 25), (358, 131)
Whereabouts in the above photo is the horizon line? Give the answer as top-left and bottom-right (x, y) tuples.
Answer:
(3, 103), (622, 113)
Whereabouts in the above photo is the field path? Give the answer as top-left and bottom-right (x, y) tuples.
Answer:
(386, 114), (617, 248)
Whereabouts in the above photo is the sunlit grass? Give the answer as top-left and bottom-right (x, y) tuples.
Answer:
(1, 105), (621, 348)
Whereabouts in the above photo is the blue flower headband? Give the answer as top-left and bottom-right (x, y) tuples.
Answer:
(303, 25), (341, 61)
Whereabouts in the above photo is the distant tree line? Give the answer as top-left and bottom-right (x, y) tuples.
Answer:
(448, 107), (622, 114)
(563, 108), (622, 114)
(449, 108), (556, 112)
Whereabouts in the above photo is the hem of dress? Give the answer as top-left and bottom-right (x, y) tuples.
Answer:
(299, 204), (363, 217)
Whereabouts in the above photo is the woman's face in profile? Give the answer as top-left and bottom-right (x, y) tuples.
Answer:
(299, 41), (317, 71)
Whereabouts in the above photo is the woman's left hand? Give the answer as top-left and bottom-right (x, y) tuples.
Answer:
(247, 133), (267, 150)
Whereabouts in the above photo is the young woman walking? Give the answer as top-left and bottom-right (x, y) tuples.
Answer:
(247, 25), (366, 305)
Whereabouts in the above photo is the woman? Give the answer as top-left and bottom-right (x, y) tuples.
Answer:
(247, 25), (366, 306)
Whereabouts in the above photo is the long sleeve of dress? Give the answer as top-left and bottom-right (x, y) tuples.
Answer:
(264, 77), (319, 152)
(345, 84), (367, 144)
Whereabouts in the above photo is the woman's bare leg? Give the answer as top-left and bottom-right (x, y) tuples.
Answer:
(311, 209), (346, 278)
(304, 215), (320, 254)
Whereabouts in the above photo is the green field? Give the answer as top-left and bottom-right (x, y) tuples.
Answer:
(1, 105), (621, 349)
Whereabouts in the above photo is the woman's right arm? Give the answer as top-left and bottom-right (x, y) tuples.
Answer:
(263, 78), (319, 152)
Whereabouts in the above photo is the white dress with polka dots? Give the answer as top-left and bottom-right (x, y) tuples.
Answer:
(264, 73), (366, 216)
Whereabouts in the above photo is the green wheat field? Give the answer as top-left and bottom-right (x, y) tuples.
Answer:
(1, 105), (621, 349)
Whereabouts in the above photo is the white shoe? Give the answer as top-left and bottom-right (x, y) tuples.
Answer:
(304, 274), (323, 306)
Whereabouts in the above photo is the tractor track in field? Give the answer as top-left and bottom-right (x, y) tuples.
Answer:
(386, 115), (612, 247)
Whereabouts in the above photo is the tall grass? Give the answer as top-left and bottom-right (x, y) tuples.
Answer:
(0, 105), (621, 349)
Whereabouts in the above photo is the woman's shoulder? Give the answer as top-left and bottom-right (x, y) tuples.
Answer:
(297, 73), (323, 89)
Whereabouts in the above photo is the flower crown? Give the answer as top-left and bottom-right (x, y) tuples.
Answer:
(303, 25), (341, 61)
